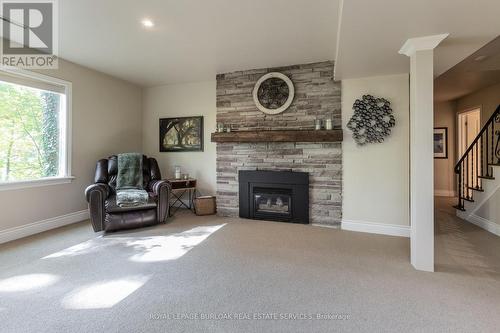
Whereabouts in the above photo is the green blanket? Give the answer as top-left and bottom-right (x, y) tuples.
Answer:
(116, 153), (148, 207)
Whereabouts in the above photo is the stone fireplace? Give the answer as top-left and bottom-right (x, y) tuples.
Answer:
(214, 61), (342, 227)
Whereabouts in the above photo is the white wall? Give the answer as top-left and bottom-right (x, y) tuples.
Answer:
(342, 74), (410, 228)
(434, 100), (456, 197)
(142, 81), (217, 195)
(456, 82), (500, 127)
(0, 59), (143, 236)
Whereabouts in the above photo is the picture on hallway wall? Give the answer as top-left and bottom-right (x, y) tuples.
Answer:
(434, 127), (448, 159)
(159, 116), (204, 152)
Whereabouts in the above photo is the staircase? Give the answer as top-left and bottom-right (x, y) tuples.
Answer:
(454, 105), (500, 221)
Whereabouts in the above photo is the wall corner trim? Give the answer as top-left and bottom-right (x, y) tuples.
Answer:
(341, 219), (410, 237)
(398, 33), (449, 56)
(0, 210), (89, 245)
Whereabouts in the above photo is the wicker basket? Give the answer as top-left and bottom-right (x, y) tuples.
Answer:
(194, 196), (217, 216)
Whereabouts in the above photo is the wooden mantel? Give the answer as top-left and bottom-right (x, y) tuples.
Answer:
(211, 129), (343, 143)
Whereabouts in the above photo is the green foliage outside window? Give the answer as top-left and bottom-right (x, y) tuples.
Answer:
(0, 81), (61, 182)
(41, 92), (60, 177)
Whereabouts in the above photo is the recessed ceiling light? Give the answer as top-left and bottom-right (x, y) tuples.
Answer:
(141, 19), (154, 28)
(474, 55), (488, 62)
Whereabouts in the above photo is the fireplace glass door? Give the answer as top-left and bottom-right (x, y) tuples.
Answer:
(253, 187), (292, 219)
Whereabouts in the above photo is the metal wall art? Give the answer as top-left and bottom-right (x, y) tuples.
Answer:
(347, 95), (395, 145)
(253, 72), (295, 115)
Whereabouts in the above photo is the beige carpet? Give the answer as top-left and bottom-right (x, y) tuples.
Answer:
(0, 201), (499, 333)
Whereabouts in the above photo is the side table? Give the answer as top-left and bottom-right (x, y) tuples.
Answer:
(168, 178), (197, 216)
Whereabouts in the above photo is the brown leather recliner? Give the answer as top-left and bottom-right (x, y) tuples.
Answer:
(85, 155), (171, 232)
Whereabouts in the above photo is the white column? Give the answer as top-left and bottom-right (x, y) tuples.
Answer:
(399, 34), (448, 272)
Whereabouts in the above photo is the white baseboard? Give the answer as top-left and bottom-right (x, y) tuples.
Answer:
(434, 190), (456, 197)
(341, 219), (410, 238)
(0, 210), (89, 245)
(467, 214), (500, 237)
(311, 223), (340, 229)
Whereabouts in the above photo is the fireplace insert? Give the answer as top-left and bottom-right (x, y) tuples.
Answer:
(239, 170), (309, 224)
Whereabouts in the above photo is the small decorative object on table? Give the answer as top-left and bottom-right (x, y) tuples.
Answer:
(194, 196), (217, 216)
(174, 166), (181, 179)
(216, 122), (225, 133)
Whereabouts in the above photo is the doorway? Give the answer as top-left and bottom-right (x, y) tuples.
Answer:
(457, 108), (481, 195)
(458, 108), (481, 157)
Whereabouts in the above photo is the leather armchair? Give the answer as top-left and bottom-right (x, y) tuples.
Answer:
(85, 155), (171, 232)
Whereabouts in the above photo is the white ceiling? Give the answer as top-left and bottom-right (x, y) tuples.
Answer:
(435, 37), (500, 102)
(47, 0), (500, 87)
(59, 0), (339, 87)
(335, 0), (500, 80)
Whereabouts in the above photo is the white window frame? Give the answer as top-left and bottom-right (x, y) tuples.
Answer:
(0, 68), (73, 191)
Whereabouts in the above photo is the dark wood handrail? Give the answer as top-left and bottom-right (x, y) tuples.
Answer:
(454, 105), (500, 174)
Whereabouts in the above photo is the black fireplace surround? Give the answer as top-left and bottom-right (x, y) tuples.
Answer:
(239, 170), (309, 224)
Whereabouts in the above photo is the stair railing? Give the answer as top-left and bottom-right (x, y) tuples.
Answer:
(454, 105), (500, 210)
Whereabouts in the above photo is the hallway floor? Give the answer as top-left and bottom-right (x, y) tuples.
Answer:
(435, 196), (500, 278)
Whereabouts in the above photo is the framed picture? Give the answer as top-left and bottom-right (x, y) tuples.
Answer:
(159, 116), (204, 152)
(434, 127), (448, 159)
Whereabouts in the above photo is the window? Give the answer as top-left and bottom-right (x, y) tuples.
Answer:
(0, 69), (72, 190)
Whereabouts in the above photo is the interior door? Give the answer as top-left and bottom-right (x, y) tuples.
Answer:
(458, 108), (481, 191)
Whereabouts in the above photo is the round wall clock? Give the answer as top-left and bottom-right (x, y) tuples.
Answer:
(252, 72), (295, 115)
